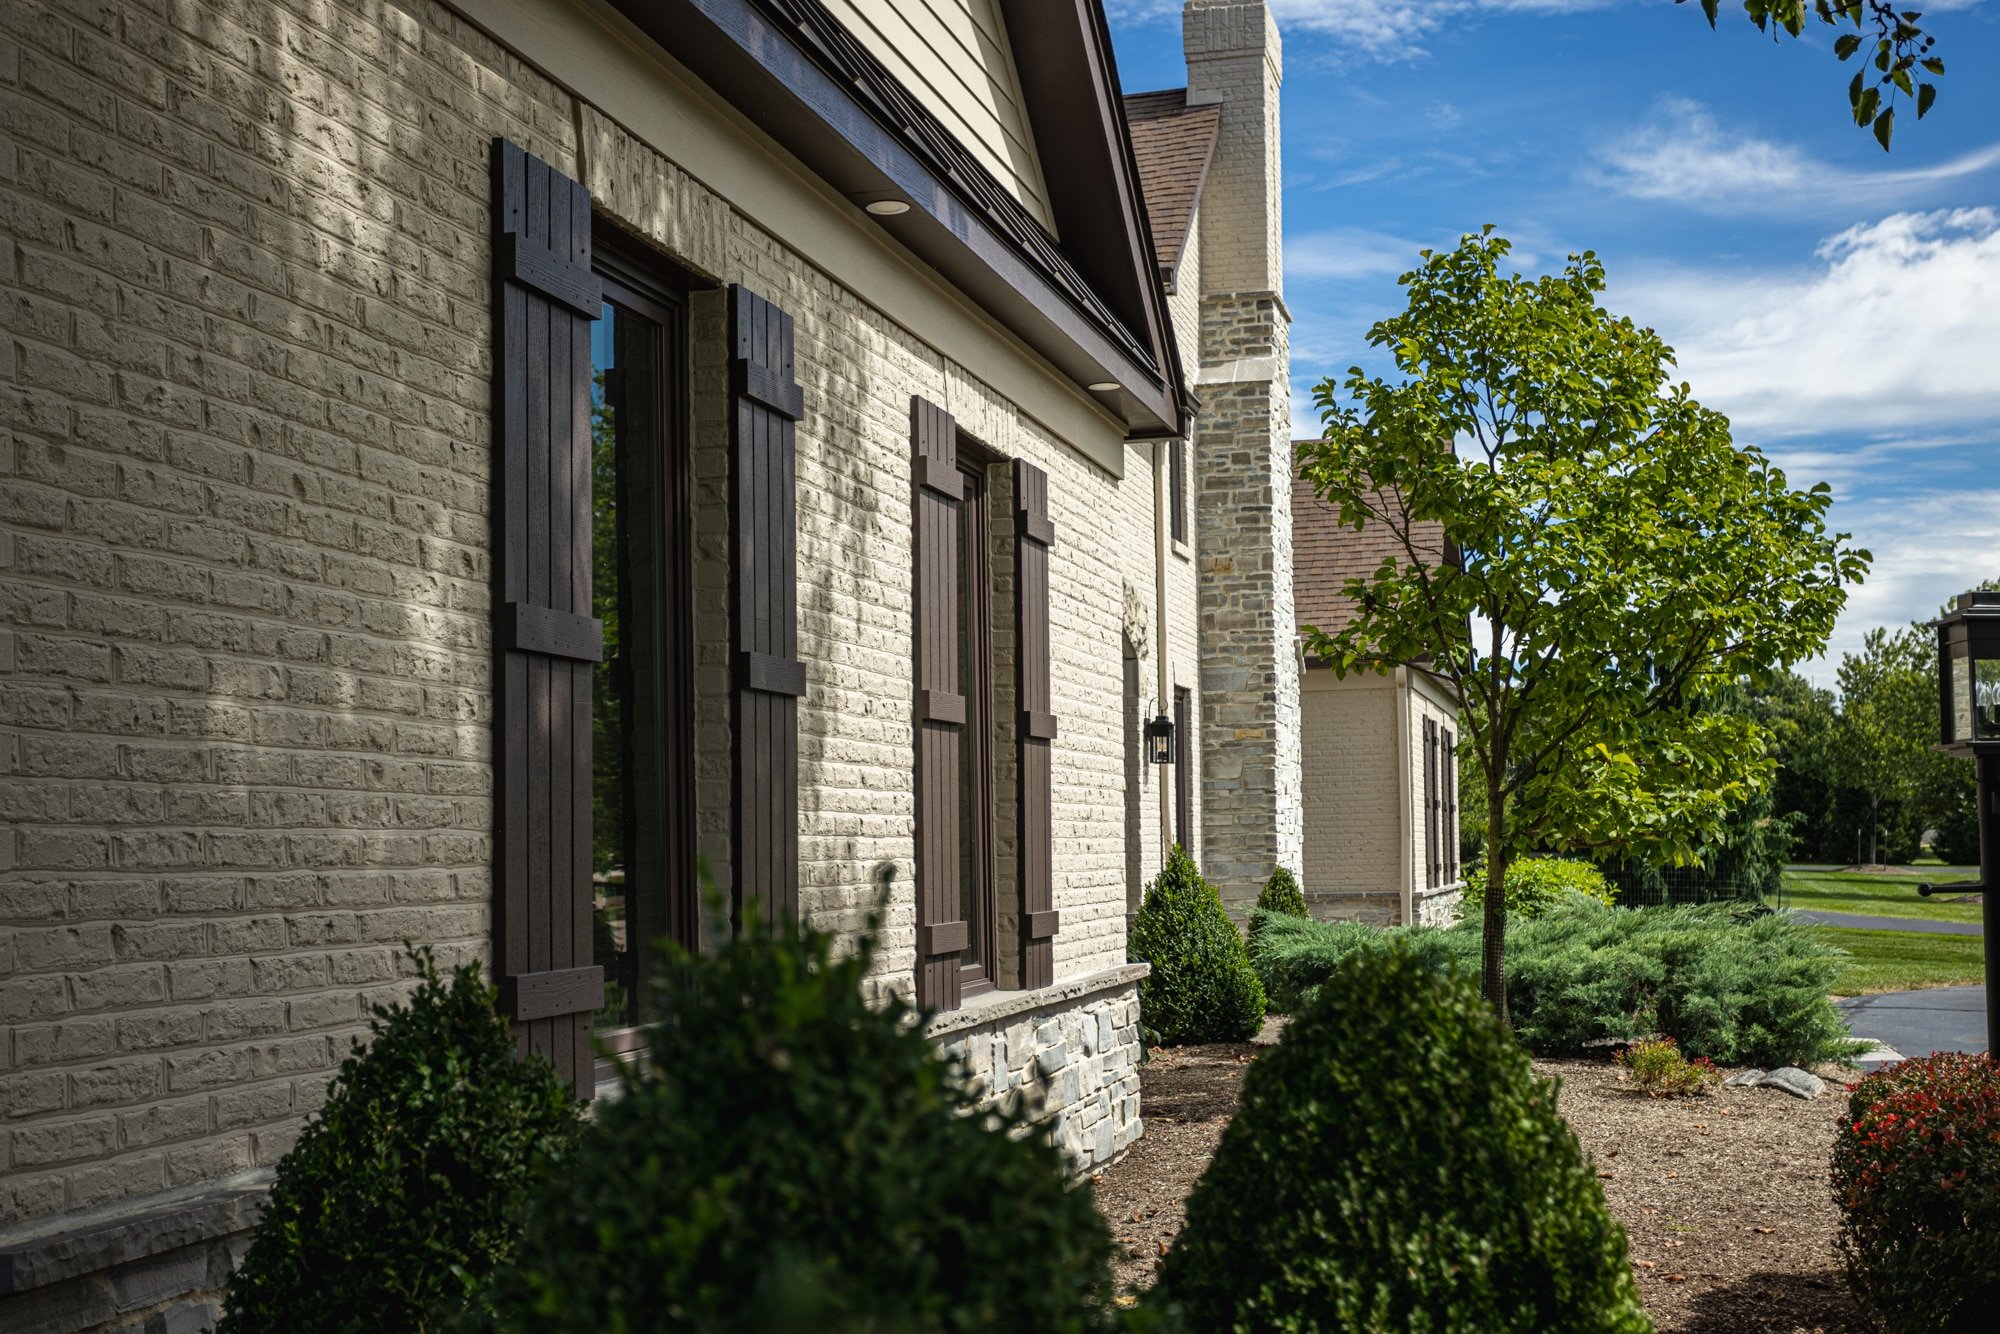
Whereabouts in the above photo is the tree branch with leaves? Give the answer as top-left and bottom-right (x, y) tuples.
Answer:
(1298, 228), (1870, 1022)
(1682, 0), (1946, 148)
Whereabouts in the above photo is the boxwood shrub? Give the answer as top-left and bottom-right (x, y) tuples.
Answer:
(478, 909), (1132, 1332)
(1130, 844), (1265, 1044)
(1833, 1051), (2000, 1331)
(217, 948), (580, 1334)
(1158, 945), (1649, 1332)
(1254, 865), (1307, 920)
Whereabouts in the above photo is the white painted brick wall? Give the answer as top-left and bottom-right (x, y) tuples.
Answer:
(0, 0), (1156, 1235)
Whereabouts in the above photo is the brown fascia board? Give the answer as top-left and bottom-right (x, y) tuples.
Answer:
(997, 0), (1189, 438)
(607, 0), (1181, 438)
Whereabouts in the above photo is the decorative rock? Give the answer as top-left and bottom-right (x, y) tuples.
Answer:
(1723, 1069), (1766, 1088)
(1760, 1067), (1824, 1100)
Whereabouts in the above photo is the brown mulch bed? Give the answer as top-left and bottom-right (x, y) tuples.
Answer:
(1093, 1038), (1866, 1331)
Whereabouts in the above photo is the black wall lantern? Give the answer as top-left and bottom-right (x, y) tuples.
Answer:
(1145, 709), (1175, 765)
(1920, 589), (2000, 1055)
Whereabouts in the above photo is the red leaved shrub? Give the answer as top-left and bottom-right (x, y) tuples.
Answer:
(1832, 1051), (2000, 1332)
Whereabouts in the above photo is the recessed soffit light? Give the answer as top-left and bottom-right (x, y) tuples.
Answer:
(1087, 381), (1119, 392)
(864, 198), (911, 216)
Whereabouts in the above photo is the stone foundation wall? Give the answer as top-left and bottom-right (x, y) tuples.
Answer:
(0, 1180), (263, 1334)
(1412, 885), (1463, 927)
(930, 965), (1146, 1175)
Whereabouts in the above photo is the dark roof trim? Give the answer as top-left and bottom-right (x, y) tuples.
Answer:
(609, 0), (1184, 437)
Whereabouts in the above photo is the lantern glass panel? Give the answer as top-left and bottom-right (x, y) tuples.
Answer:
(1952, 645), (1974, 744)
(1976, 651), (2000, 743)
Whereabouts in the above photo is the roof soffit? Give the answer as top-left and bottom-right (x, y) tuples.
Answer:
(606, 0), (1186, 437)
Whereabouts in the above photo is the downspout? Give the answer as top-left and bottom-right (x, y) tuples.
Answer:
(1155, 439), (1173, 866)
(1394, 665), (1415, 924)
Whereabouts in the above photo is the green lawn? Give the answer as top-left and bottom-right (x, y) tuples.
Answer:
(1783, 866), (1983, 924)
(1822, 926), (1986, 996)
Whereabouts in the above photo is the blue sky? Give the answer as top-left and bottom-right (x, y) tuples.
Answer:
(1107, 0), (2000, 683)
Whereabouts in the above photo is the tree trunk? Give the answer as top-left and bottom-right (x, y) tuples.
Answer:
(1482, 780), (1509, 1028)
(1868, 794), (1879, 866)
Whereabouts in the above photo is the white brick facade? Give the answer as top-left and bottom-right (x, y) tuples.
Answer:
(0, 0), (1174, 1310)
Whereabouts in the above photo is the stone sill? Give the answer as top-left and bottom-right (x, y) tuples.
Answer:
(1171, 537), (1192, 562)
(0, 1172), (271, 1296)
(924, 963), (1149, 1039)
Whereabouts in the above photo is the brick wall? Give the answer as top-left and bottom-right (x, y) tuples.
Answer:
(0, 0), (559, 1235)
(1, 0), (1149, 1245)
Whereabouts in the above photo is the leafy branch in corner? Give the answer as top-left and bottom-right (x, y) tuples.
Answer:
(1682, 0), (1944, 149)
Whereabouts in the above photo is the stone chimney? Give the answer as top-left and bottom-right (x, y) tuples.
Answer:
(1184, 0), (1302, 911)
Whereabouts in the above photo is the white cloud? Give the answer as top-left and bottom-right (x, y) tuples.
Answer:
(1286, 227), (1428, 281)
(1799, 485), (2000, 684)
(1595, 99), (2000, 217)
(1615, 208), (2000, 439)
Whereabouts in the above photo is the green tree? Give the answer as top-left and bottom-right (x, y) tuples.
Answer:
(1747, 669), (1846, 860)
(1836, 626), (1939, 865)
(1683, 0), (1945, 148)
(1297, 229), (1867, 1021)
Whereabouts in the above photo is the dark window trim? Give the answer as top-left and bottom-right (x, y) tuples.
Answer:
(1168, 437), (1187, 546)
(957, 449), (997, 999)
(590, 227), (698, 1042)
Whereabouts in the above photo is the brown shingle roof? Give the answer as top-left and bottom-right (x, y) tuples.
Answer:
(1292, 460), (1449, 641)
(1122, 88), (1220, 284)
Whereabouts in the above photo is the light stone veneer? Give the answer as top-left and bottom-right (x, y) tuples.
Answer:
(930, 965), (1147, 1174)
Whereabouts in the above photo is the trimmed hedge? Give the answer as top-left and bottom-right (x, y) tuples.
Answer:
(1250, 897), (1861, 1067)
(479, 909), (1132, 1332)
(218, 949), (580, 1334)
(1130, 845), (1265, 1045)
(1159, 945), (1650, 1332)
(1834, 1052), (2000, 1331)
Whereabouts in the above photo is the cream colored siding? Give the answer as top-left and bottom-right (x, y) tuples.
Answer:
(1300, 670), (1403, 898)
(823, 0), (1057, 232)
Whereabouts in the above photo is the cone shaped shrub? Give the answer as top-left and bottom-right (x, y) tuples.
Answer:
(1255, 865), (1307, 919)
(1157, 945), (1651, 1333)
(217, 948), (581, 1334)
(478, 906), (1130, 1332)
(1129, 844), (1265, 1045)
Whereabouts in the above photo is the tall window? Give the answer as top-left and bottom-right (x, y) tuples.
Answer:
(1169, 437), (1187, 545)
(589, 249), (693, 1035)
(956, 457), (996, 996)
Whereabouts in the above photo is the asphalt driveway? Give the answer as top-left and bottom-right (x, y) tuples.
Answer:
(1837, 985), (1987, 1063)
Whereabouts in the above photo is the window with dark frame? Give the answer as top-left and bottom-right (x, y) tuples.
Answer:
(956, 454), (997, 997)
(588, 243), (696, 1042)
(1169, 436), (1187, 546)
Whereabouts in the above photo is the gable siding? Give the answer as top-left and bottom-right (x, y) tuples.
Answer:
(822, 0), (1057, 233)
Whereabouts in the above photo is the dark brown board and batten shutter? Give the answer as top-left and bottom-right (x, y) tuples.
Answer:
(491, 137), (602, 1092)
(1014, 459), (1058, 991)
(912, 397), (966, 1012)
(730, 284), (806, 934)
